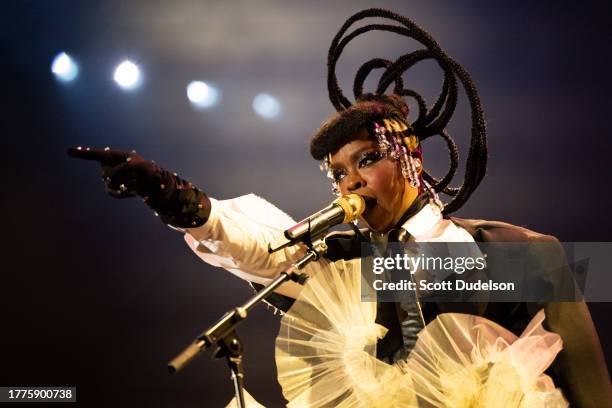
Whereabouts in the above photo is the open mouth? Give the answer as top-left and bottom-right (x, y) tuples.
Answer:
(362, 196), (377, 215)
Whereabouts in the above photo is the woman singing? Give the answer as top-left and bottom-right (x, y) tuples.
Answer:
(69, 8), (610, 407)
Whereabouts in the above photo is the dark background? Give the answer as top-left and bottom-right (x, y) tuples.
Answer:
(2, 1), (611, 407)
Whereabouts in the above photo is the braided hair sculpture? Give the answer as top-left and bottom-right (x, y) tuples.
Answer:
(310, 8), (487, 214)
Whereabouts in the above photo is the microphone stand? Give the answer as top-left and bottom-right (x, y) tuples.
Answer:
(168, 239), (328, 408)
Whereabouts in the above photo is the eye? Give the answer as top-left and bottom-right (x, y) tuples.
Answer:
(358, 151), (383, 168)
(332, 168), (347, 182)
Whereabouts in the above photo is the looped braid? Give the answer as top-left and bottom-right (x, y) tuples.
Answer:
(353, 58), (403, 100)
(324, 8), (487, 214)
(423, 130), (460, 196)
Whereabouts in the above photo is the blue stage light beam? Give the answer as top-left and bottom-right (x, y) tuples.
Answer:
(51, 52), (79, 82)
(113, 60), (141, 90)
(186, 81), (220, 108)
(253, 93), (281, 119)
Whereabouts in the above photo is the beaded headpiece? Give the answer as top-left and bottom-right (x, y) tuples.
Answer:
(310, 9), (488, 214)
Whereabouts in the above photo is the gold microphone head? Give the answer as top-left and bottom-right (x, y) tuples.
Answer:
(334, 194), (366, 223)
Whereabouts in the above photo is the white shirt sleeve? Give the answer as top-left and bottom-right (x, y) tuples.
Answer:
(182, 194), (313, 285)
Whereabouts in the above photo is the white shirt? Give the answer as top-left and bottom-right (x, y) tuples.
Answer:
(181, 194), (478, 300)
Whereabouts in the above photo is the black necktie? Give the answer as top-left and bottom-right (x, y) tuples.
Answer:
(375, 227), (425, 362)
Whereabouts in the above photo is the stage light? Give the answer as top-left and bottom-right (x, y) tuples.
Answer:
(253, 93), (281, 119)
(51, 52), (78, 82)
(113, 60), (141, 89)
(186, 81), (220, 108)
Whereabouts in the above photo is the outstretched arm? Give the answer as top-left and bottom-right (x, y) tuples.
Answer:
(68, 147), (313, 299)
(182, 194), (315, 300)
(67, 147), (211, 227)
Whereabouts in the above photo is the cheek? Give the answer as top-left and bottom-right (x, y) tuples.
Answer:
(366, 163), (404, 206)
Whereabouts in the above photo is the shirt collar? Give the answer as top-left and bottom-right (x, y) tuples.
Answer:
(369, 194), (441, 243)
(401, 202), (442, 239)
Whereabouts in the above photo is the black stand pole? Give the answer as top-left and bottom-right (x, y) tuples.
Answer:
(167, 239), (327, 406)
(213, 330), (245, 408)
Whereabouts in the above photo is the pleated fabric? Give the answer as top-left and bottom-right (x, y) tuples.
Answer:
(276, 260), (567, 407)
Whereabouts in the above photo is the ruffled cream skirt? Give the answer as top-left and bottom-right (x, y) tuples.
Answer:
(275, 260), (567, 407)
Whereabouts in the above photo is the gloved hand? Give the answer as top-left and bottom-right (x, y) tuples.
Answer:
(67, 146), (210, 228)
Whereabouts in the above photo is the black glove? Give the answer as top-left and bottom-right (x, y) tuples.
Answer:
(67, 147), (211, 228)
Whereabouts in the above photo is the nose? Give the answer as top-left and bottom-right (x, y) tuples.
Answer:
(346, 173), (365, 192)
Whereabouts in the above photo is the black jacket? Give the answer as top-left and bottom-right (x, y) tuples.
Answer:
(255, 217), (611, 407)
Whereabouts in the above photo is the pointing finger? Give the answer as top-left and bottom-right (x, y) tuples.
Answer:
(67, 146), (130, 165)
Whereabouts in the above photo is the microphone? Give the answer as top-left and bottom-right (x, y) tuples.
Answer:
(268, 194), (365, 253)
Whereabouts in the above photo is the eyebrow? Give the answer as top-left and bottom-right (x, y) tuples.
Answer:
(329, 145), (377, 171)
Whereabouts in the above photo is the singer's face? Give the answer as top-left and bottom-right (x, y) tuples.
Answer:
(329, 128), (419, 233)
